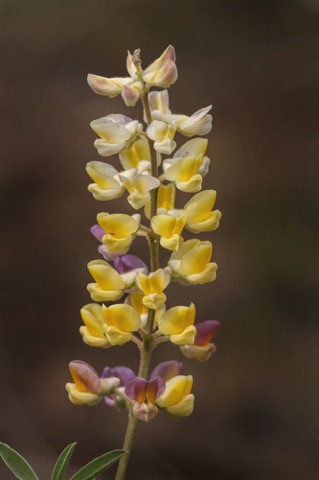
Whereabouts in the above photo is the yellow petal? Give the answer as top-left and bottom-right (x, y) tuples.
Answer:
(97, 212), (139, 237)
(165, 394), (194, 417)
(87, 260), (125, 290)
(170, 326), (197, 345)
(66, 383), (101, 406)
(105, 326), (133, 346)
(102, 304), (141, 332)
(158, 303), (196, 335)
(184, 190), (217, 223)
(156, 375), (193, 407)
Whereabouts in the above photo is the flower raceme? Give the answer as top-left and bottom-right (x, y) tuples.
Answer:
(67, 45), (222, 475)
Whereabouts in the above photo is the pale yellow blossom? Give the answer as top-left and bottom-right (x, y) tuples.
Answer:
(90, 114), (141, 157)
(151, 211), (185, 251)
(184, 190), (221, 233)
(97, 212), (140, 252)
(87, 259), (126, 302)
(86, 161), (124, 201)
(163, 138), (210, 192)
(119, 169), (160, 209)
(168, 239), (217, 284)
(136, 268), (170, 310)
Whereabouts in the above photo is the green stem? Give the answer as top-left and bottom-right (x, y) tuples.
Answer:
(114, 412), (139, 480)
(114, 337), (155, 480)
(115, 50), (160, 480)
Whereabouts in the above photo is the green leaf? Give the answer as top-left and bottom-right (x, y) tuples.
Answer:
(70, 449), (126, 480)
(51, 442), (77, 480)
(0, 442), (39, 480)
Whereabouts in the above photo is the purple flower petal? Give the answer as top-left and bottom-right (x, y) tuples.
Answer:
(195, 320), (220, 346)
(114, 254), (148, 274)
(150, 360), (183, 381)
(98, 245), (121, 261)
(69, 360), (101, 394)
(147, 376), (165, 402)
(102, 366), (136, 386)
(90, 225), (104, 242)
(125, 377), (148, 403)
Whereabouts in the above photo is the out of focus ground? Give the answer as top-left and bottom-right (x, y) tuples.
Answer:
(1, 1), (319, 479)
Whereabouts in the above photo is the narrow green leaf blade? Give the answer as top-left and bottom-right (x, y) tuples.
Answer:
(0, 442), (39, 480)
(70, 449), (125, 480)
(51, 442), (77, 480)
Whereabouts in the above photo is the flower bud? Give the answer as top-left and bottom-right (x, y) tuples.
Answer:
(142, 45), (177, 88)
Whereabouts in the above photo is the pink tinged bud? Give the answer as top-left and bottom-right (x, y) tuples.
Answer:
(126, 51), (136, 78)
(133, 402), (158, 422)
(150, 360), (183, 382)
(87, 74), (123, 97)
(69, 360), (101, 394)
(113, 254), (148, 275)
(143, 45), (178, 88)
(195, 320), (220, 345)
(121, 85), (140, 107)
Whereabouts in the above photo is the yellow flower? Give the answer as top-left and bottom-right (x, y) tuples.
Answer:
(184, 190), (222, 233)
(151, 212), (186, 251)
(168, 239), (217, 284)
(119, 170), (160, 210)
(87, 259), (126, 302)
(90, 114), (141, 157)
(102, 304), (141, 346)
(146, 120), (176, 155)
(86, 161), (124, 201)
(158, 303), (196, 345)
(119, 137), (153, 173)
(163, 138), (210, 192)
(80, 303), (110, 348)
(144, 183), (176, 219)
(156, 375), (194, 417)
(136, 268), (170, 310)
(97, 212), (140, 252)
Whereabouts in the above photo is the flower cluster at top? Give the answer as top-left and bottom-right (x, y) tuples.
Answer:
(66, 46), (221, 423)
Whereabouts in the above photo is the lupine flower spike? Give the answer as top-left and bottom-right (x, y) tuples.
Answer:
(66, 45), (221, 480)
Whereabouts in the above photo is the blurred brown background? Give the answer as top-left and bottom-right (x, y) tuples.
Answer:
(1, 0), (319, 479)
